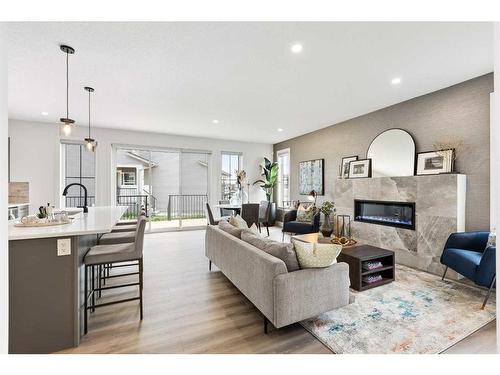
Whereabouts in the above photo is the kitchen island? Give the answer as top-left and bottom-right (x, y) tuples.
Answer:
(8, 206), (128, 353)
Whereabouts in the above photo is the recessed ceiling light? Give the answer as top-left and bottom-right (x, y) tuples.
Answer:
(41, 111), (49, 116)
(291, 44), (303, 53)
(212, 119), (219, 124)
(391, 77), (402, 85)
(277, 128), (283, 132)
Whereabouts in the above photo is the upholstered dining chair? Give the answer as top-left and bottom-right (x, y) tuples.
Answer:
(218, 200), (233, 217)
(257, 201), (271, 236)
(205, 203), (230, 225)
(241, 203), (260, 227)
(440, 231), (496, 309)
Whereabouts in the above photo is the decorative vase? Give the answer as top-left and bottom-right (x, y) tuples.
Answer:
(320, 213), (334, 237)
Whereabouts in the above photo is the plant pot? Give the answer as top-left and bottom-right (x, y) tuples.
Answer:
(267, 202), (277, 226)
(320, 214), (334, 237)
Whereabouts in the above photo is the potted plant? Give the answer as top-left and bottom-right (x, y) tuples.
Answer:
(319, 201), (336, 237)
(253, 157), (279, 225)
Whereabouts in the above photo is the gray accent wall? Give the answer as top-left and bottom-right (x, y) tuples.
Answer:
(274, 73), (493, 231)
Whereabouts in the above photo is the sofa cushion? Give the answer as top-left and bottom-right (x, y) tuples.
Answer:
(229, 214), (249, 229)
(441, 248), (482, 280)
(291, 239), (342, 268)
(218, 219), (243, 239)
(241, 229), (299, 271)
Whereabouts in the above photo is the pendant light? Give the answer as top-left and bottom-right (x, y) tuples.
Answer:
(84, 86), (96, 152)
(60, 45), (75, 136)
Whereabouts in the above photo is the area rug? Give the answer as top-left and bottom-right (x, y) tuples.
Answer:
(300, 265), (496, 354)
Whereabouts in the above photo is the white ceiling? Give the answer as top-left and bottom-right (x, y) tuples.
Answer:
(7, 22), (493, 144)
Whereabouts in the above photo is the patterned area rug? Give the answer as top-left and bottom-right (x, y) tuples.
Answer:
(301, 265), (496, 354)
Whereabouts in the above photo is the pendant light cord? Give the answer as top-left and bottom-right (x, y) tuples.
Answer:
(88, 89), (91, 138)
(66, 51), (69, 119)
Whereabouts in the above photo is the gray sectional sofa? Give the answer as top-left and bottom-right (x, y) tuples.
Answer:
(205, 225), (352, 333)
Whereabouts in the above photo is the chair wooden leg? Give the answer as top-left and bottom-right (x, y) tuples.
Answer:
(209, 260), (212, 271)
(84, 265), (88, 334)
(481, 275), (496, 310)
(139, 258), (144, 320)
(264, 317), (268, 334)
(266, 223), (269, 237)
(258, 223), (261, 233)
(441, 266), (448, 281)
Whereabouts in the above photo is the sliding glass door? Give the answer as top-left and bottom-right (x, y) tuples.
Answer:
(115, 146), (209, 231)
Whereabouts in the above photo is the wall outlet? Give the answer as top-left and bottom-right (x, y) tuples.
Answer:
(57, 238), (71, 256)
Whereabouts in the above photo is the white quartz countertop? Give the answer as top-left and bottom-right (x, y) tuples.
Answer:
(8, 206), (128, 241)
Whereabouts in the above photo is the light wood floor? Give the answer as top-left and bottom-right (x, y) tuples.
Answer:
(59, 227), (496, 354)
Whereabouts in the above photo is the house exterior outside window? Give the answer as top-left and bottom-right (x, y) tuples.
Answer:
(277, 148), (290, 208)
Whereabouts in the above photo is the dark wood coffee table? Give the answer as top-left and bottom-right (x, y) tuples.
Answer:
(337, 245), (395, 291)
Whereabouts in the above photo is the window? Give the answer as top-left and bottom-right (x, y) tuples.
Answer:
(118, 167), (137, 186)
(61, 142), (96, 208)
(221, 152), (242, 201)
(277, 149), (290, 208)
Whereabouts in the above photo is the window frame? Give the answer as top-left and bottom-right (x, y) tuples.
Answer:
(220, 151), (242, 201)
(276, 148), (291, 208)
(60, 140), (96, 208)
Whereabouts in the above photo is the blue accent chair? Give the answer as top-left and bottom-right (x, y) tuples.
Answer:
(282, 209), (320, 241)
(440, 231), (496, 309)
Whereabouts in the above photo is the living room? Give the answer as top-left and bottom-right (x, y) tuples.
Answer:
(1, 2), (500, 373)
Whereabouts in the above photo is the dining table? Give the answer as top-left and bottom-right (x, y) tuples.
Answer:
(213, 203), (242, 216)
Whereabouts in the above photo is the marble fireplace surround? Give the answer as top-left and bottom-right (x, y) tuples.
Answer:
(334, 174), (466, 278)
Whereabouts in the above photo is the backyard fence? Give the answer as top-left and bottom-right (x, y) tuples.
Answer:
(167, 194), (208, 220)
(116, 194), (149, 219)
(65, 196), (96, 209)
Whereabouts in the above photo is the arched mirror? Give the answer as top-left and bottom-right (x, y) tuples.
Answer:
(367, 129), (415, 177)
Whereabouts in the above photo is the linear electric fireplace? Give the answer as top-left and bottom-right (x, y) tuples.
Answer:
(354, 199), (415, 230)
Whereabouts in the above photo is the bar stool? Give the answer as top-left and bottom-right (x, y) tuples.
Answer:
(83, 217), (147, 334)
(99, 231), (135, 245)
(111, 223), (138, 233)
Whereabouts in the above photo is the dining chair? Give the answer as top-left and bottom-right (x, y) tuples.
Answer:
(205, 203), (230, 225)
(218, 200), (233, 217)
(258, 201), (271, 236)
(241, 203), (260, 227)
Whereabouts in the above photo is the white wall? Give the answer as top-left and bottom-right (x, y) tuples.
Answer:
(494, 22), (500, 354)
(0, 23), (8, 354)
(8, 119), (272, 214)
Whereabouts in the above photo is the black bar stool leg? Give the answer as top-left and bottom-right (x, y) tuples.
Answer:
(84, 265), (88, 334)
(91, 265), (95, 312)
(98, 265), (102, 298)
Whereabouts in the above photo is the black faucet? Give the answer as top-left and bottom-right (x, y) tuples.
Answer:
(62, 183), (89, 213)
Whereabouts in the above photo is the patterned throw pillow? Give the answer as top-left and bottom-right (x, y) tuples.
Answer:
(296, 205), (315, 223)
(291, 239), (342, 268)
(229, 214), (249, 229)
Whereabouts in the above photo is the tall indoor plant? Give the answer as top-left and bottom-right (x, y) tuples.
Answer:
(253, 157), (279, 225)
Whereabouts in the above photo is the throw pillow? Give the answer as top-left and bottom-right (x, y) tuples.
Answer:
(248, 223), (260, 235)
(291, 239), (342, 268)
(241, 229), (300, 271)
(218, 219), (243, 239)
(487, 232), (496, 248)
(296, 205), (315, 223)
(229, 214), (249, 229)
